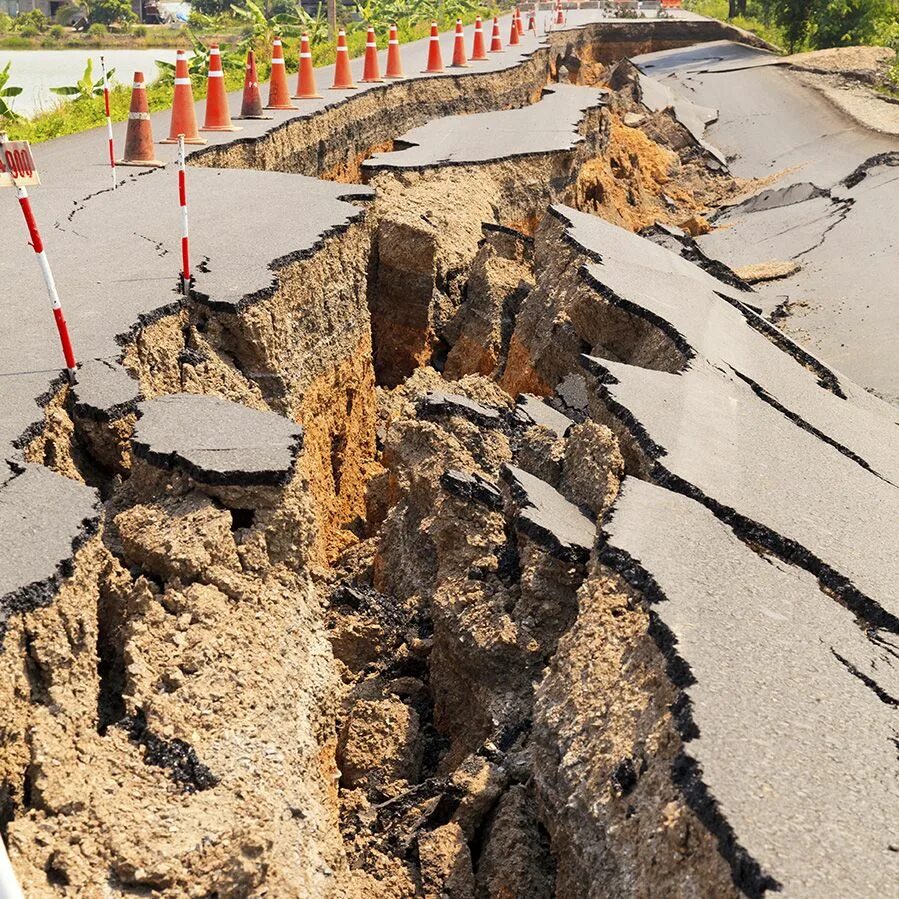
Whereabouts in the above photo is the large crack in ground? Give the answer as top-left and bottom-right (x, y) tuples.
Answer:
(2, 20), (896, 899)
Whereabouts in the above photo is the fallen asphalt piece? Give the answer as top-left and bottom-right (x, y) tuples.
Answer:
(600, 476), (899, 899)
(362, 84), (607, 171)
(132, 393), (303, 487)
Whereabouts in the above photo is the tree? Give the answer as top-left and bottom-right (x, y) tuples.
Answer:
(87, 0), (136, 25)
(758, 0), (815, 50)
(728, 0), (747, 16)
(811, 0), (895, 48)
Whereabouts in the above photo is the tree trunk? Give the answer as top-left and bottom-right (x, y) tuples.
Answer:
(327, 0), (337, 40)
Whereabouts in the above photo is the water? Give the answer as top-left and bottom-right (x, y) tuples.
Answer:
(0, 48), (180, 117)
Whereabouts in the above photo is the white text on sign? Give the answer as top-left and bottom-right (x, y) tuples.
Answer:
(0, 141), (40, 188)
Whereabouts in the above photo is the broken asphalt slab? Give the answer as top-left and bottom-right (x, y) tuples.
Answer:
(550, 205), (899, 482)
(363, 84), (607, 171)
(583, 353), (899, 627)
(0, 464), (100, 641)
(501, 463), (595, 565)
(600, 476), (899, 899)
(132, 393), (303, 487)
(0, 168), (370, 468)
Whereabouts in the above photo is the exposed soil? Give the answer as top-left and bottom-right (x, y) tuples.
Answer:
(1, 24), (762, 899)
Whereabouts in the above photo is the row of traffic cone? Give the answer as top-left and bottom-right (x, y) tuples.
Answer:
(120, 15), (535, 165)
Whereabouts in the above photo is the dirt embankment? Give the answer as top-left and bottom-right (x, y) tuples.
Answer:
(2, 23), (757, 898)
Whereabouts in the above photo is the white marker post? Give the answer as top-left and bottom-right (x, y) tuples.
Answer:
(0, 133), (78, 383)
(100, 55), (116, 190)
(0, 837), (24, 899)
(177, 134), (190, 296)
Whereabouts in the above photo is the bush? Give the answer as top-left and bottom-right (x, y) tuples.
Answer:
(14, 9), (49, 32)
(0, 12), (13, 32)
(18, 23), (39, 37)
(49, 23), (66, 38)
(133, 23), (147, 36)
(87, 21), (107, 34)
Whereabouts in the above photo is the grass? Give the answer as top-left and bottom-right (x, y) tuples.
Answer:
(1, 12), (491, 143)
(685, 0), (789, 51)
(0, 26), (195, 50)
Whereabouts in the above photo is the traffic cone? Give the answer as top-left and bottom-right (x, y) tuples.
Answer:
(294, 32), (321, 98)
(516, 7), (524, 34)
(489, 17), (503, 52)
(527, 9), (536, 32)
(236, 50), (271, 119)
(360, 25), (383, 82)
(332, 29), (357, 89)
(202, 44), (239, 130)
(471, 16), (487, 60)
(162, 50), (205, 143)
(386, 23), (404, 78)
(555, 1), (565, 25)
(118, 72), (162, 166)
(423, 21), (444, 73)
(265, 38), (297, 109)
(450, 19), (468, 67)
(509, 14), (520, 45)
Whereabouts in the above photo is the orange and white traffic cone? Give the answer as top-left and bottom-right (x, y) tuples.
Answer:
(385, 23), (404, 78)
(332, 29), (358, 89)
(423, 21), (444, 73)
(202, 44), (239, 130)
(162, 49), (205, 143)
(236, 50), (271, 118)
(508, 14), (520, 45)
(450, 19), (468, 67)
(118, 72), (162, 166)
(265, 38), (297, 109)
(527, 8), (536, 32)
(489, 16), (503, 52)
(516, 7), (524, 34)
(360, 25), (383, 82)
(471, 16), (488, 60)
(555, 1), (565, 25)
(294, 32), (321, 98)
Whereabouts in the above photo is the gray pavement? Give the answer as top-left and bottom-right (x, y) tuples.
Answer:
(132, 393), (303, 486)
(631, 41), (899, 402)
(363, 84), (606, 170)
(602, 476), (899, 899)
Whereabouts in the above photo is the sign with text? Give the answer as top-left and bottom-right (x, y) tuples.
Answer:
(0, 141), (40, 188)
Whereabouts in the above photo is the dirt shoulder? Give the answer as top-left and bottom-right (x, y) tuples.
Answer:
(784, 46), (899, 136)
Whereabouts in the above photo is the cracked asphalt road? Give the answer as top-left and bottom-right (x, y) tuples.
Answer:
(633, 41), (899, 403)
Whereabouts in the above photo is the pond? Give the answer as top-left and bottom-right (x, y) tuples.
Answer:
(1, 47), (180, 117)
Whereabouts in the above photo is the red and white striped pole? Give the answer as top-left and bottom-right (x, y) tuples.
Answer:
(0, 133), (77, 382)
(100, 55), (116, 190)
(177, 134), (190, 296)
(0, 836), (24, 899)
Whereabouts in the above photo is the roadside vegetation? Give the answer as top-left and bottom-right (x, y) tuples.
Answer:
(0, 0), (492, 142)
(686, 0), (899, 52)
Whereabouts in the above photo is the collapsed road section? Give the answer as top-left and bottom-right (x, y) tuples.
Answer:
(1, 8), (897, 898)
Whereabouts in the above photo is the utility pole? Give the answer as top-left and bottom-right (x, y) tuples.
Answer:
(327, 0), (337, 41)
